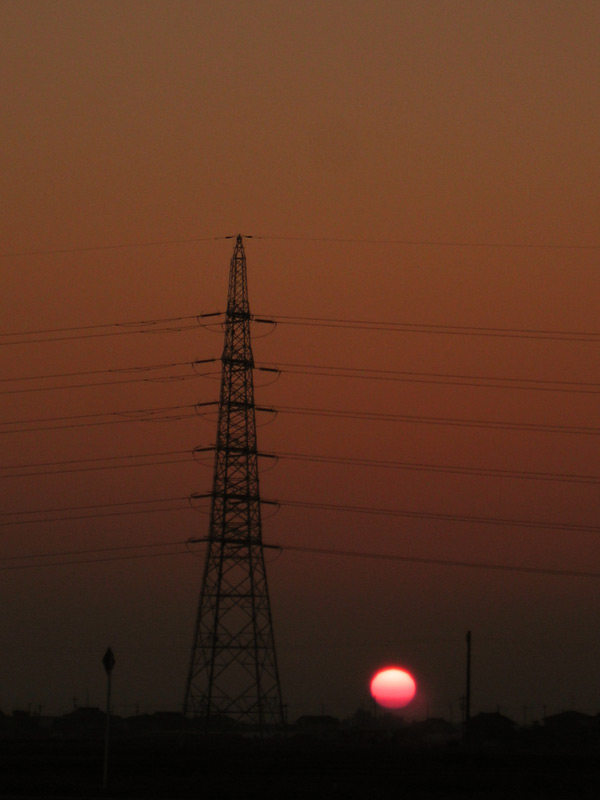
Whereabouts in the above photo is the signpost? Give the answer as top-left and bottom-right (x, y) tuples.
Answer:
(102, 648), (115, 790)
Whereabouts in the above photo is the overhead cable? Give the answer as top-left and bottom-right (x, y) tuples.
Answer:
(276, 499), (600, 533)
(264, 361), (600, 394)
(4, 539), (599, 580)
(0, 313), (222, 347)
(0, 403), (198, 435)
(261, 313), (600, 343)
(276, 405), (600, 435)
(252, 234), (600, 250)
(1, 237), (230, 258)
(3, 494), (600, 535)
(274, 451), (600, 484)
(279, 545), (600, 579)
(5, 233), (600, 261)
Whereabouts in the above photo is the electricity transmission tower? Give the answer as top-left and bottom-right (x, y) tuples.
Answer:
(183, 235), (284, 731)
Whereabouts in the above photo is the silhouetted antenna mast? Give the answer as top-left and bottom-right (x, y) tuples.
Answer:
(183, 235), (284, 730)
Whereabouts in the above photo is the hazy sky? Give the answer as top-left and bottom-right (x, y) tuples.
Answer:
(2, 0), (600, 721)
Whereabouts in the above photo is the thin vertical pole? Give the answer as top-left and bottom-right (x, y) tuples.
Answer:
(101, 647), (114, 790)
(465, 630), (472, 743)
(103, 670), (111, 789)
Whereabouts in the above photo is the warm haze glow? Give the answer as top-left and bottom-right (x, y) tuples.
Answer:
(370, 667), (417, 709)
(3, 1), (600, 721)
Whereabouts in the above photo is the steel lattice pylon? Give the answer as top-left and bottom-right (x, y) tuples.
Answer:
(183, 235), (284, 730)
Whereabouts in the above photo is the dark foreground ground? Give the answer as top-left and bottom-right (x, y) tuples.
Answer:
(2, 736), (600, 799)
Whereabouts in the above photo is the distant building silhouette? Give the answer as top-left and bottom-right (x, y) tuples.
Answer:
(469, 711), (516, 747)
(542, 710), (600, 750)
(410, 717), (460, 748)
(296, 715), (340, 740)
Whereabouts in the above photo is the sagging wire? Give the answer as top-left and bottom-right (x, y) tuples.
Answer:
(255, 366), (281, 389)
(192, 446), (215, 469)
(193, 402), (219, 428)
(196, 311), (226, 335)
(259, 452), (279, 474)
(189, 493), (211, 515)
(250, 316), (278, 339)
(256, 406), (278, 428)
(192, 359), (220, 381)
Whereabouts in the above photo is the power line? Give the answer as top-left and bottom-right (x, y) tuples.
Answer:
(0, 496), (189, 519)
(0, 507), (189, 527)
(0, 416), (198, 436)
(5, 492), (599, 536)
(0, 313), (222, 347)
(276, 499), (600, 534)
(276, 405), (600, 436)
(0, 447), (218, 476)
(0, 358), (220, 395)
(279, 544), (600, 579)
(0, 314), (202, 338)
(2, 399), (598, 439)
(4, 308), (599, 345)
(4, 538), (599, 578)
(273, 361), (600, 389)
(0, 496), (192, 527)
(0, 372), (202, 396)
(252, 234), (600, 250)
(1, 437), (592, 482)
(4, 359), (595, 397)
(0, 360), (195, 384)
(0, 548), (191, 572)
(3, 537), (597, 578)
(0, 449), (193, 477)
(0, 403), (199, 435)
(0, 456), (192, 479)
(274, 451), (600, 485)
(2, 437), (598, 485)
(0, 539), (187, 564)
(265, 361), (600, 394)
(187, 360), (600, 394)
(264, 314), (600, 343)
(4, 234), (599, 261)
(0, 236), (230, 259)
(0, 323), (202, 347)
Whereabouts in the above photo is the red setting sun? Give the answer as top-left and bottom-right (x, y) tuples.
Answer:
(370, 667), (417, 709)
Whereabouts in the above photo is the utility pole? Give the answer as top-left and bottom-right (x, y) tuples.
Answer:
(102, 647), (115, 790)
(465, 630), (472, 744)
(183, 235), (284, 732)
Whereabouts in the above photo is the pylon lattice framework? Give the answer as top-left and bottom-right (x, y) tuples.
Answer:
(183, 235), (284, 729)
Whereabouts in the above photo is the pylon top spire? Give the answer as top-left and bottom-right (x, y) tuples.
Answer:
(225, 234), (250, 321)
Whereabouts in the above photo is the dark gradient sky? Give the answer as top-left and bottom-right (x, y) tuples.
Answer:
(2, 1), (600, 721)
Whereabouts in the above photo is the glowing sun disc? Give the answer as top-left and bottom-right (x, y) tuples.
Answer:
(370, 667), (416, 709)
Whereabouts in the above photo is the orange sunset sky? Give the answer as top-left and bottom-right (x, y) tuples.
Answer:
(2, 0), (600, 721)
